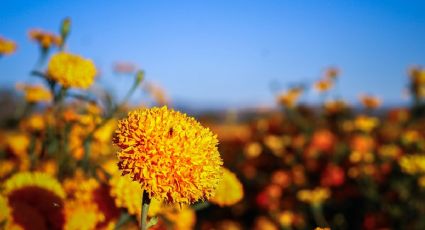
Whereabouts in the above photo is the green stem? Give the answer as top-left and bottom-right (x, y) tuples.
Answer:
(311, 204), (328, 228)
(141, 190), (151, 230)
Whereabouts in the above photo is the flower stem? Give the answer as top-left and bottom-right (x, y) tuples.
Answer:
(141, 190), (151, 230)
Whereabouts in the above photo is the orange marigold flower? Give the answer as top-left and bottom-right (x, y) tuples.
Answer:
(3, 172), (65, 230)
(210, 168), (244, 207)
(28, 29), (62, 49)
(16, 83), (52, 103)
(297, 187), (330, 205)
(277, 87), (303, 108)
(314, 79), (333, 92)
(0, 36), (17, 55)
(359, 94), (381, 109)
(113, 106), (223, 205)
(47, 52), (97, 89)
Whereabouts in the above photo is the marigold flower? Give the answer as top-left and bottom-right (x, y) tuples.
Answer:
(113, 106), (223, 205)
(16, 83), (52, 103)
(47, 52), (97, 89)
(297, 187), (330, 205)
(3, 172), (65, 230)
(359, 94), (381, 109)
(210, 168), (244, 207)
(277, 87), (303, 108)
(0, 36), (17, 55)
(399, 154), (425, 175)
(314, 79), (333, 92)
(28, 29), (62, 49)
(354, 115), (379, 133)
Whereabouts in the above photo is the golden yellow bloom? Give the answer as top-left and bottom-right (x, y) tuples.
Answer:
(315, 228), (331, 230)
(3, 172), (65, 230)
(0, 160), (16, 179)
(4, 132), (30, 157)
(161, 205), (196, 230)
(16, 83), (52, 103)
(108, 172), (161, 217)
(277, 87), (303, 108)
(0, 36), (17, 55)
(20, 114), (46, 132)
(28, 29), (61, 49)
(314, 79), (333, 92)
(47, 52), (97, 89)
(64, 200), (104, 230)
(113, 106), (223, 205)
(210, 168), (244, 207)
(0, 194), (9, 224)
(359, 95), (381, 109)
(399, 154), (425, 175)
(254, 216), (278, 230)
(297, 187), (330, 205)
(354, 115), (379, 133)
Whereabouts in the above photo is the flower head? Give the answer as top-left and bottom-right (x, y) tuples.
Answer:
(16, 83), (52, 103)
(113, 106), (223, 205)
(28, 29), (61, 50)
(0, 36), (17, 55)
(47, 52), (97, 89)
(210, 168), (244, 207)
(3, 172), (65, 230)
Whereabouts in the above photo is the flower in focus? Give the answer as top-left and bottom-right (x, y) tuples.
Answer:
(16, 83), (52, 103)
(277, 87), (303, 108)
(113, 106), (223, 205)
(0, 36), (17, 55)
(28, 29), (62, 50)
(2, 172), (65, 230)
(47, 52), (97, 89)
(297, 187), (330, 205)
(210, 168), (244, 207)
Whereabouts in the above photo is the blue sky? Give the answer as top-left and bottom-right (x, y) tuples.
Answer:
(1, 0), (425, 108)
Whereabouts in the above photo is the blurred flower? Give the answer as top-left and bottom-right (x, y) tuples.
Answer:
(143, 81), (170, 106)
(323, 99), (348, 115)
(16, 83), (52, 103)
(244, 141), (262, 159)
(28, 29), (62, 50)
(3, 172), (65, 230)
(378, 144), (402, 160)
(108, 172), (161, 217)
(399, 154), (425, 175)
(324, 67), (340, 80)
(271, 170), (291, 188)
(409, 67), (425, 98)
(63, 171), (120, 229)
(315, 228), (331, 230)
(47, 52), (97, 89)
(161, 205), (196, 230)
(113, 61), (138, 74)
(297, 187), (330, 205)
(277, 210), (295, 227)
(401, 129), (422, 145)
(314, 79), (333, 92)
(277, 87), (303, 108)
(359, 94), (381, 109)
(210, 168), (244, 207)
(310, 129), (335, 153)
(113, 106), (223, 205)
(354, 115), (379, 133)
(254, 216), (278, 230)
(0, 36), (17, 55)
(321, 164), (345, 187)
(20, 114), (46, 133)
(215, 220), (242, 230)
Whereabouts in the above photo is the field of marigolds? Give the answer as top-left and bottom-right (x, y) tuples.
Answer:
(1, 18), (425, 230)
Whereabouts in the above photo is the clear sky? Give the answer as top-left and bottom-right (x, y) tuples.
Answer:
(1, 0), (425, 109)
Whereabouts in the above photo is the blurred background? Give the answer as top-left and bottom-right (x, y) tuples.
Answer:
(1, 0), (425, 109)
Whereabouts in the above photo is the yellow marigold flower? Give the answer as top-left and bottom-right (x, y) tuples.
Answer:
(63, 171), (120, 229)
(210, 168), (244, 207)
(16, 83), (52, 103)
(0, 160), (16, 179)
(0, 36), (17, 55)
(297, 187), (330, 205)
(277, 87), (303, 108)
(354, 115), (379, 133)
(28, 29), (62, 49)
(314, 79), (333, 92)
(5, 132), (30, 157)
(399, 154), (425, 175)
(47, 52), (97, 89)
(254, 216), (278, 230)
(315, 228), (331, 230)
(3, 172), (65, 230)
(359, 94), (381, 109)
(64, 200), (103, 230)
(20, 114), (46, 132)
(323, 99), (348, 114)
(0, 194), (9, 224)
(109, 173), (161, 217)
(113, 106), (223, 205)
